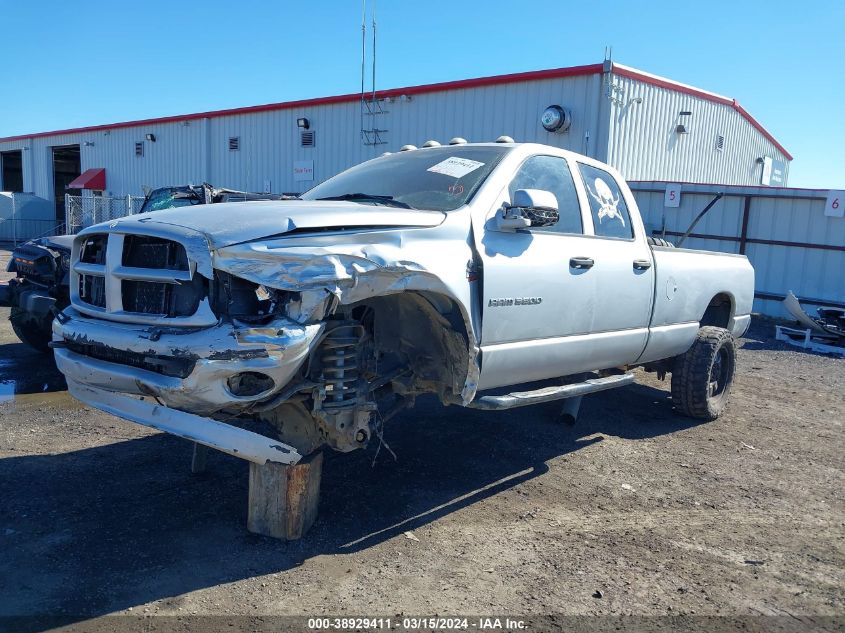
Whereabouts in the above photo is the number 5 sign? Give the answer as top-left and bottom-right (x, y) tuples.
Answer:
(825, 190), (845, 218)
(664, 183), (682, 208)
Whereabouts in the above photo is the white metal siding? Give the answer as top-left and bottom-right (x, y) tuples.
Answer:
(607, 74), (790, 186)
(0, 75), (604, 199)
(630, 182), (844, 318)
(0, 68), (790, 200)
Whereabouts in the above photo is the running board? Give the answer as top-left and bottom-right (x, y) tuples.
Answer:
(468, 373), (635, 411)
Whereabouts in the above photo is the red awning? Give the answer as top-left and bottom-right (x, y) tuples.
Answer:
(67, 168), (106, 190)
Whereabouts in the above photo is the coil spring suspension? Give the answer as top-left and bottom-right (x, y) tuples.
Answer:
(320, 324), (366, 407)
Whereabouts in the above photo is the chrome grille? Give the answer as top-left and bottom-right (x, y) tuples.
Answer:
(79, 274), (106, 308)
(71, 231), (215, 326)
(122, 235), (189, 270)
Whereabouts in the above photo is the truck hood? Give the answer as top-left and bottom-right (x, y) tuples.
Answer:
(123, 199), (447, 249)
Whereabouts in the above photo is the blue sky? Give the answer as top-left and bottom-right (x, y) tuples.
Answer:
(1, 0), (842, 188)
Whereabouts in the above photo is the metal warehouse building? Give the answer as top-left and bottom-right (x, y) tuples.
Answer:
(0, 59), (791, 231)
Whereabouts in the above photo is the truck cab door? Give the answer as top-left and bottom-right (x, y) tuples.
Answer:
(477, 155), (598, 389)
(476, 156), (655, 391)
(574, 161), (654, 345)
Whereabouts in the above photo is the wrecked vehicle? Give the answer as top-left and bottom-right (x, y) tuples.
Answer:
(0, 184), (290, 351)
(138, 183), (293, 213)
(1, 234), (74, 350)
(775, 291), (845, 355)
(52, 142), (754, 470)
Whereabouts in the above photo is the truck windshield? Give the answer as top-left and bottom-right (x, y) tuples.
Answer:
(301, 146), (510, 212)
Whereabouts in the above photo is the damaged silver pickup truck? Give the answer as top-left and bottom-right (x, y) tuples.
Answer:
(52, 142), (754, 467)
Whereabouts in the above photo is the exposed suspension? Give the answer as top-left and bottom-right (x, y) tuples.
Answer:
(310, 321), (376, 452)
(320, 323), (365, 407)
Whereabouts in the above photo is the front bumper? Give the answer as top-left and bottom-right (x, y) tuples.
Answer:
(53, 306), (324, 415)
(65, 379), (302, 465)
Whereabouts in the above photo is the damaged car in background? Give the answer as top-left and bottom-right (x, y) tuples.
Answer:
(0, 183), (291, 351)
(51, 141), (755, 501)
(776, 291), (845, 356)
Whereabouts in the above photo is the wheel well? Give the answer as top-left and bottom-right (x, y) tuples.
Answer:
(700, 293), (733, 329)
(347, 291), (471, 399)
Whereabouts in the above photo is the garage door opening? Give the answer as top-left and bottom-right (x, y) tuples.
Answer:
(1, 150), (23, 192)
(52, 145), (81, 223)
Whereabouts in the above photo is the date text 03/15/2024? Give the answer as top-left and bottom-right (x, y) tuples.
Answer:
(307, 617), (527, 630)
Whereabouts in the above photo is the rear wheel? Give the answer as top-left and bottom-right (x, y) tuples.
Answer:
(9, 307), (52, 353)
(671, 326), (736, 420)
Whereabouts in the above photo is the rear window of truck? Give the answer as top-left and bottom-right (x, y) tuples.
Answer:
(577, 164), (634, 239)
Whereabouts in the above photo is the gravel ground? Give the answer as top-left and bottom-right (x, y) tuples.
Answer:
(0, 248), (842, 631)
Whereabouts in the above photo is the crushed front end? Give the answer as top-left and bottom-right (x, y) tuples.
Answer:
(52, 226), (333, 463)
(52, 222), (461, 465)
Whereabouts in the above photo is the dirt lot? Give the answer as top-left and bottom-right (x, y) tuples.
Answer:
(0, 245), (843, 630)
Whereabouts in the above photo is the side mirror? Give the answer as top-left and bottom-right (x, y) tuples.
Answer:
(495, 189), (559, 231)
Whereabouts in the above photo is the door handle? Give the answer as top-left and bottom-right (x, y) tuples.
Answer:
(569, 256), (594, 270)
(633, 259), (652, 270)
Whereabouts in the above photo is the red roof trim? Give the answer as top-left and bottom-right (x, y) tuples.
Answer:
(66, 167), (106, 190)
(0, 64), (604, 143)
(612, 65), (792, 160)
(0, 61), (791, 160)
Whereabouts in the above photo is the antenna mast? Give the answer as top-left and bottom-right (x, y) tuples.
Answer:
(371, 0), (377, 102)
(359, 0), (387, 146)
(360, 0), (366, 143)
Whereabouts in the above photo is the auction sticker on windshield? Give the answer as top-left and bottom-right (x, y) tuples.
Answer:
(427, 157), (485, 178)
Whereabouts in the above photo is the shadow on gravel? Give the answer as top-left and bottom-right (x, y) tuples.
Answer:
(0, 382), (705, 628)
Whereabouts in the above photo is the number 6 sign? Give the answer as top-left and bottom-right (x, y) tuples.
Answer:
(825, 190), (845, 218)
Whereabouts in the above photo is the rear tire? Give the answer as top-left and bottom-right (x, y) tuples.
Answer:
(10, 307), (52, 353)
(671, 326), (736, 420)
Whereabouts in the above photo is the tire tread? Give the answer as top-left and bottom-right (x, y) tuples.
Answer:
(671, 326), (735, 420)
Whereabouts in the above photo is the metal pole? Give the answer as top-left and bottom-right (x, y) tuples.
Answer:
(676, 193), (724, 248)
(11, 192), (17, 246)
(371, 0), (377, 102)
(360, 0), (366, 143)
(64, 193), (70, 234)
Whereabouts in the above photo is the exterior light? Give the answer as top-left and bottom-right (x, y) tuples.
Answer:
(676, 110), (692, 134)
(297, 117), (310, 130)
(145, 133), (156, 142)
(541, 105), (571, 133)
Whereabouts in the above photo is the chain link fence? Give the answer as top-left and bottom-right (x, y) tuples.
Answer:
(65, 194), (145, 235)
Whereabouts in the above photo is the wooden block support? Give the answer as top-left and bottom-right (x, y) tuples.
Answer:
(191, 442), (209, 474)
(247, 451), (323, 540)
